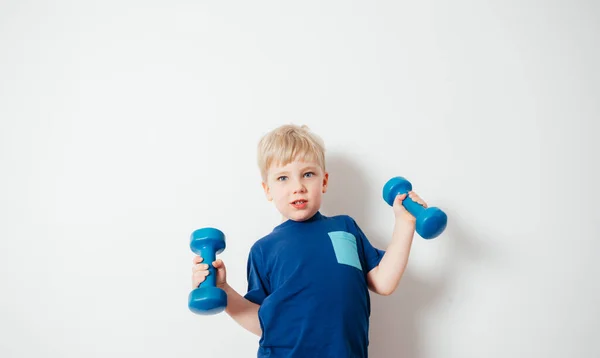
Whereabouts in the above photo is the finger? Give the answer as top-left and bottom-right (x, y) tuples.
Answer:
(409, 193), (421, 204)
(192, 272), (208, 287)
(212, 259), (224, 268)
(193, 273), (208, 282)
(192, 276), (206, 287)
(413, 197), (427, 208)
(394, 195), (407, 208)
(192, 263), (209, 273)
(408, 192), (427, 207)
(193, 271), (209, 280)
(193, 256), (204, 264)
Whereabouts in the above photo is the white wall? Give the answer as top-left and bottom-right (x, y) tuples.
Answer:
(1, 1), (598, 357)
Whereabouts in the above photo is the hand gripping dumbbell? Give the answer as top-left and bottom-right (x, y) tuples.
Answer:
(382, 176), (447, 239)
(188, 227), (227, 315)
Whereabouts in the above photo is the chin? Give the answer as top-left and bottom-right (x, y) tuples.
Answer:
(290, 210), (317, 222)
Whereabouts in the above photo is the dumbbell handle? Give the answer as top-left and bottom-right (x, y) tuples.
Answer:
(392, 190), (426, 218)
(197, 246), (217, 289)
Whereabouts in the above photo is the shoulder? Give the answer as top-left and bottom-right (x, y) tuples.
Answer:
(248, 228), (286, 257)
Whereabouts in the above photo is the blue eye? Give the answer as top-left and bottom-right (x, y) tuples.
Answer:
(304, 172), (315, 178)
(277, 176), (288, 181)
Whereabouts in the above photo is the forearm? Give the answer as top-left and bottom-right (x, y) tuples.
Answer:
(222, 283), (262, 336)
(370, 220), (415, 295)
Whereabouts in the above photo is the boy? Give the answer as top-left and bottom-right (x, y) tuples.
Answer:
(192, 124), (427, 357)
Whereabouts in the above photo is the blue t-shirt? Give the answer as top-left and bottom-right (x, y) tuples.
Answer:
(244, 211), (385, 358)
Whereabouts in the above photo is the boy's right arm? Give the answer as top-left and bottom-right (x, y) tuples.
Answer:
(192, 256), (262, 337)
(221, 283), (262, 336)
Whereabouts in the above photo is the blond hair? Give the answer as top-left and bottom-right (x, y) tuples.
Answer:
(257, 124), (326, 181)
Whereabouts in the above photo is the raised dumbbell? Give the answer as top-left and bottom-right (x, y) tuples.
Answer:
(382, 176), (447, 239)
(188, 227), (227, 315)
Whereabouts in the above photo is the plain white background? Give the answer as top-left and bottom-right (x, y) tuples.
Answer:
(1, 1), (598, 357)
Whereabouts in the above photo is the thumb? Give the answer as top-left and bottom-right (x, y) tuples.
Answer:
(213, 259), (226, 270)
(213, 259), (227, 285)
(395, 193), (407, 203)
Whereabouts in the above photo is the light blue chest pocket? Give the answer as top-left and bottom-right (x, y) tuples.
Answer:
(328, 231), (362, 271)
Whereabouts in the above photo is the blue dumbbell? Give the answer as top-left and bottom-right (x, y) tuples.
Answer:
(382, 177), (447, 239)
(188, 227), (227, 315)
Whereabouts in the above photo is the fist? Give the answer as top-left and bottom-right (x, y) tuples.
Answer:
(191, 255), (227, 289)
(393, 191), (428, 224)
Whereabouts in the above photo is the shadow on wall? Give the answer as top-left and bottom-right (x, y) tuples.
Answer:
(320, 153), (483, 358)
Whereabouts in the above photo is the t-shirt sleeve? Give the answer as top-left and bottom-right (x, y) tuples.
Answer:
(349, 217), (385, 272)
(244, 244), (270, 305)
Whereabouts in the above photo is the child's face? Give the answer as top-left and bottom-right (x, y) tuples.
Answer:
(262, 158), (328, 222)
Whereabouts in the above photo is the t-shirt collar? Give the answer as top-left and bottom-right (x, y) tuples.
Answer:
(274, 211), (324, 231)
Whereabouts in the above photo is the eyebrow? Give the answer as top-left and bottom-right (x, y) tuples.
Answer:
(272, 166), (318, 177)
(302, 166), (318, 172)
(272, 170), (289, 177)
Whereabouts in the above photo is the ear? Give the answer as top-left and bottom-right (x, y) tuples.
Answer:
(322, 172), (329, 193)
(262, 181), (273, 201)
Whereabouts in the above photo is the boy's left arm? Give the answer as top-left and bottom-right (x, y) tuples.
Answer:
(366, 191), (426, 296)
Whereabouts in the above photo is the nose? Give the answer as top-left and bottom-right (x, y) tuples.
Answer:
(293, 180), (307, 194)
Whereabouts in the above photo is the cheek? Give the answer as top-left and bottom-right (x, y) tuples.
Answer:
(273, 191), (286, 204)
(310, 187), (323, 200)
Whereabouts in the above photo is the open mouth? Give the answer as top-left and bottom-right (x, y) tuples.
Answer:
(291, 200), (308, 209)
